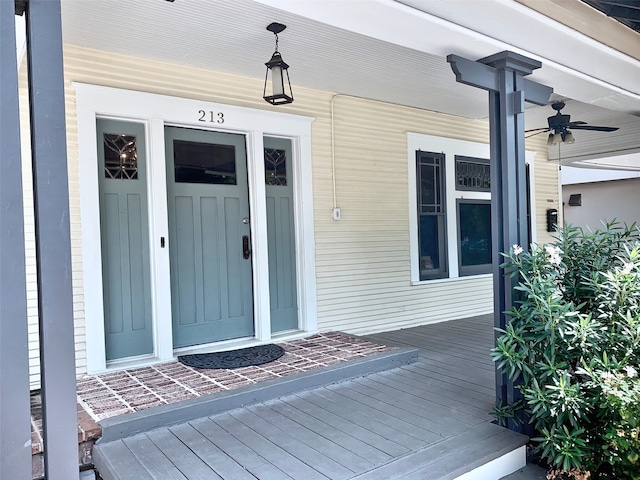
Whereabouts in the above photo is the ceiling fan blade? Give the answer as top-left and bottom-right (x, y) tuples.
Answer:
(567, 121), (587, 127)
(570, 125), (619, 132)
(524, 127), (550, 134)
(525, 130), (547, 139)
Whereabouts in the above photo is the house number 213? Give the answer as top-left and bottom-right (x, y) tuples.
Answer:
(198, 110), (224, 124)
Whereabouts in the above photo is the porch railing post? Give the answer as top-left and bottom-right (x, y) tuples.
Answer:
(0, 2), (32, 478)
(25, 0), (79, 477)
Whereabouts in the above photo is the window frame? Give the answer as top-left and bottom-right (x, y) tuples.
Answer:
(416, 150), (448, 281)
(456, 199), (492, 277)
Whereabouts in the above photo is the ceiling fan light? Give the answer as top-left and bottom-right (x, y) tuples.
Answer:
(564, 131), (575, 144)
(549, 132), (562, 145)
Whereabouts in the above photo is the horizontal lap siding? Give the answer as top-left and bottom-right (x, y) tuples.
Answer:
(316, 97), (491, 334)
(19, 60), (88, 388)
(530, 137), (561, 247)
(18, 65), (41, 388)
(23, 45), (554, 385)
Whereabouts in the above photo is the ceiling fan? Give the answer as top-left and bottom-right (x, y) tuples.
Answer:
(526, 101), (619, 145)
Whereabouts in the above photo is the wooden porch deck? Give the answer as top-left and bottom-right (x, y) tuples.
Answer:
(94, 315), (528, 479)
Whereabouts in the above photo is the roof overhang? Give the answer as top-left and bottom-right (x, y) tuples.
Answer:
(55, 0), (640, 169)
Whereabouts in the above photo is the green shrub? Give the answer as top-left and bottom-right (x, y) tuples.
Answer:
(492, 221), (640, 478)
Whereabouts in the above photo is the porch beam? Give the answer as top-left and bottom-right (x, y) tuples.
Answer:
(448, 51), (552, 432)
(447, 53), (551, 106)
(0, 3), (31, 478)
(25, 0), (79, 478)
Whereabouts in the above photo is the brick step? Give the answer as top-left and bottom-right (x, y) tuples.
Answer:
(30, 393), (101, 480)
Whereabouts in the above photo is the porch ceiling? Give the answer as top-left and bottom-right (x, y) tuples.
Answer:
(58, 0), (640, 170)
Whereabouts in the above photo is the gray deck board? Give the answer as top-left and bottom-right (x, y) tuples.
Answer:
(352, 375), (482, 425)
(312, 386), (443, 443)
(352, 422), (513, 480)
(326, 382), (464, 437)
(94, 315), (530, 480)
(212, 412), (328, 480)
(245, 403), (376, 473)
(93, 440), (155, 480)
(397, 365), (495, 402)
(146, 429), (223, 480)
(375, 331), (492, 362)
(372, 369), (493, 418)
(188, 417), (273, 472)
(121, 436), (188, 480)
(413, 347), (495, 372)
(344, 377), (472, 433)
(227, 407), (354, 479)
(168, 423), (256, 480)
(404, 427), (527, 480)
(264, 398), (394, 465)
(395, 366), (495, 403)
(403, 356), (495, 385)
(300, 388), (436, 449)
(189, 417), (293, 480)
(281, 394), (411, 457)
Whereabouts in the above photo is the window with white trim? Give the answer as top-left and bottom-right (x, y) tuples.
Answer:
(408, 133), (536, 284)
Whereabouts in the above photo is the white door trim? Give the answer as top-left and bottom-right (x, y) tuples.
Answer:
(75, 83), (317, 374)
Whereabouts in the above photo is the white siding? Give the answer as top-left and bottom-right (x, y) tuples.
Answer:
(22, 45), (556, 384)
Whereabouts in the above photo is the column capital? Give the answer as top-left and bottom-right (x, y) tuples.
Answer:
(478, 50), (542, 76)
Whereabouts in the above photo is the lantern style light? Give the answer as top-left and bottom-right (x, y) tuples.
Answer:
(263, 23), (294, 105)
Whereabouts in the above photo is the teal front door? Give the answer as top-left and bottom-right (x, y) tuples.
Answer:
(165, 127), (254, 348)
(97, 119), (154, 360)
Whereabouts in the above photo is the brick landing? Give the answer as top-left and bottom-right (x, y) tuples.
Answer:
(30, 332), (394, 479)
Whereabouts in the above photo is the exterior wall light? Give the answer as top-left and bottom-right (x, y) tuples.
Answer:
(263, 23), (294, 105)
(568, 194), (582, 206)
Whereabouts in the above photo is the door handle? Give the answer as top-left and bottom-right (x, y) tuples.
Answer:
(242, 235), (251, 259)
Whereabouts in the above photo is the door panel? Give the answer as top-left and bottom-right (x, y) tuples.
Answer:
(264, 137), (298, 333)
(97, 119), (153, 360)
(165, 127), (253, 348)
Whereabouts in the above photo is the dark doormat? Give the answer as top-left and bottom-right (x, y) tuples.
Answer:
(178, 344), (285, 369)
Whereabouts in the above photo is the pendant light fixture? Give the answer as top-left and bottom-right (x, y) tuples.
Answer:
(263, 22), (294, 105)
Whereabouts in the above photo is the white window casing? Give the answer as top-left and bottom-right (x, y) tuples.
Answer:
(408, 133), (536, 285)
